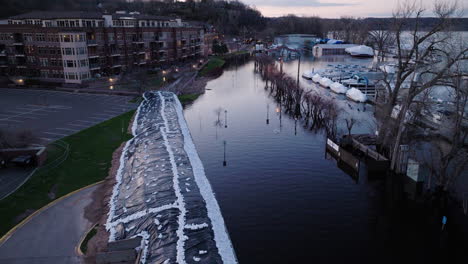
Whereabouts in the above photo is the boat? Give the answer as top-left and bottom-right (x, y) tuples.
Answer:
(312, 74), (322, 83)
(302, 71), (314, 80)
(346, 88), (367, 102)
(341, 75), (375, 88)
(319, 77), (333, 88)
(330, 82), (348, 94)
(345, 45), (374, 58)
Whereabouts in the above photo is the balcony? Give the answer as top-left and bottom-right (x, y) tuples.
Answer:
(87, 40), (98, 46)
(89, 64), (101, 70)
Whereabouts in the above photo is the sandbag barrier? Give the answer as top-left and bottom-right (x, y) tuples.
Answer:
(106, 91), (237, 264)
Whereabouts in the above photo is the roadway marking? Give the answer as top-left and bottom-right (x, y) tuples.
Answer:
(104, 110), (123, 114)
(89, 117), (106, 120)
(44, 132), (67, 136)
(55, 128), (78, 132)
(0, 119), (21, 123)
(5, 110), (27, 114)
(0, 107), (51, 121)
(76, 120), (95, 124)
(69, 123), (88, 128)
(93, 113), (113, 117)
(28, 112), (48, 116)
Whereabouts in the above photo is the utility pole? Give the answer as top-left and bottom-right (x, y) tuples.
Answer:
(296, 51), (301, 89)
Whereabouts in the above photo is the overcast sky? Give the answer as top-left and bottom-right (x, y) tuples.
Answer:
(240, 0), (466, 18)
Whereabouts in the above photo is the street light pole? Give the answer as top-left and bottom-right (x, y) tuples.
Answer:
(224, 110), (228, 128)
(296, 52), (301, 89)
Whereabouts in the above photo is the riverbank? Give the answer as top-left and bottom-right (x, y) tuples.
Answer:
(98, 91), (237, 263)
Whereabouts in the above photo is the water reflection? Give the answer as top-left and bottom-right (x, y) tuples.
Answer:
(183, 59), (468, 263)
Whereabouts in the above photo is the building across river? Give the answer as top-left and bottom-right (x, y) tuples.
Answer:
(0, 11), (206, 85)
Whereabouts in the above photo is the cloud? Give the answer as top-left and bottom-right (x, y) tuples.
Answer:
(245, 0), (359, 7)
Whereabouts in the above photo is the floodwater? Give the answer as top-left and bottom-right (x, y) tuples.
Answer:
(183, 58), (468, 263)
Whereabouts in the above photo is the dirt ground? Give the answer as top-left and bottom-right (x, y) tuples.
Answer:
(82, 112), (136, 263)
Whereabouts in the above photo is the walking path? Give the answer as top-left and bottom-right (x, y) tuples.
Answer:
(0, 183), (101, 264)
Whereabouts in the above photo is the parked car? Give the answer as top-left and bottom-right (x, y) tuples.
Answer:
(11, 155), (32, 167)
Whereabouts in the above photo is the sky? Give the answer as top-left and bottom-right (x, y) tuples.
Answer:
(240, 0), (467, 18)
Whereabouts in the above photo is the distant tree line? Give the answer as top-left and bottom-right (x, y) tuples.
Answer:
(1, 0), (467, 39)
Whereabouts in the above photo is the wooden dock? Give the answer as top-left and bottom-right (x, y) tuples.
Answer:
(341, 135), (389, 172)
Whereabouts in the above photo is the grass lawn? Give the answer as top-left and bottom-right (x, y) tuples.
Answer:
(178, 94), (201, 104)
(199, 57), (225, 77)
(129, 96), (143, 104)
(0, 111), (135, 237)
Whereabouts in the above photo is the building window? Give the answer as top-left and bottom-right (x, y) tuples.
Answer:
(64, 60), (76, 68)
(40, 70), (49, 78)
(76, 47), (87, 55)
(66, 72), (77, 80)
(61, 35), (73, 42)
(62, 48), (75, 55)
(40, 58), (48, 66)
(75, 35), (85, 42)
(23, 33), (33, 42)
(36, 33), (45, 41)
(27, 56), (35, 63)
(80, 72), (89, 80)
(79, 59), (88, 67)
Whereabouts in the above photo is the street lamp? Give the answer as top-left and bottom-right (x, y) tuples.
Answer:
(224, 110), (228, 128)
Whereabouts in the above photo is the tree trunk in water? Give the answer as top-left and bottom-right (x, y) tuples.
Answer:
(390, 103), (408, 171)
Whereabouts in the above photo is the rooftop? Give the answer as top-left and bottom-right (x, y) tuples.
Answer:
(9, 11), (104, 20)
(315, 44), (358, 49)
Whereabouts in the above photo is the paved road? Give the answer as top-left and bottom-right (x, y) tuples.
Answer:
(0, 183), (101, 264)
(0, 88), (137, 144)
(0, 167), (35, 200)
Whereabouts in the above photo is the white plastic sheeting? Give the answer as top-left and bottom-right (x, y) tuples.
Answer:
(346, 88), (367, 102)
(312, 74), (321, 83)
(330, 82), (348, 94)
(106, 91), (237, 264)
(345, 45), (374, 57)
(319, 77), (333, 88)
(302, 71), (314, 79)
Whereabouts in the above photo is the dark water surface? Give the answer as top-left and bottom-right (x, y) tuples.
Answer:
(183, 60), (468, 263)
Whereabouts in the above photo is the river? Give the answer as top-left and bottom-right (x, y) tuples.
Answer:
(182, 59), (468, 263)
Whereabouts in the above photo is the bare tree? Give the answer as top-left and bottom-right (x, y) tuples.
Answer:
(375, 0), (468, 170)
(345, 117), (358, 136)
(368, 29), (395, 61)
(426, 65), (468, 191)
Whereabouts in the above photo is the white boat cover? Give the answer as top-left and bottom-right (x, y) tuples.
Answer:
(346, 88), (367, 102)
(345, 45), (374, 56)
(330, 82), (348, 94)
(312, 74), (322, 82)
(319, 77), (333, 88)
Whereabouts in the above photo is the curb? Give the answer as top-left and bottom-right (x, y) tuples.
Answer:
(76, 223), (98, 256)
(0, 180), (104, 247)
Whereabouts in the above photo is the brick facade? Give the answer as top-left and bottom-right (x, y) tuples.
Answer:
(0, 11), (205, 85)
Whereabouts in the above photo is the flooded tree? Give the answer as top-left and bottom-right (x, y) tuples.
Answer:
(254, 54), (342, 135)
(345, 117), (358, 136)
(375, 0), (468, 171)
(368, 29), (395, 62)
(423, 66), (468, 192)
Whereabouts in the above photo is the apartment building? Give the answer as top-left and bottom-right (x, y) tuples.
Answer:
(0, 11), (205, 85)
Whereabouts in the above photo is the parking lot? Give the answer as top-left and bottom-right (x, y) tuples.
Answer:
(0, 88), (138, 144)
